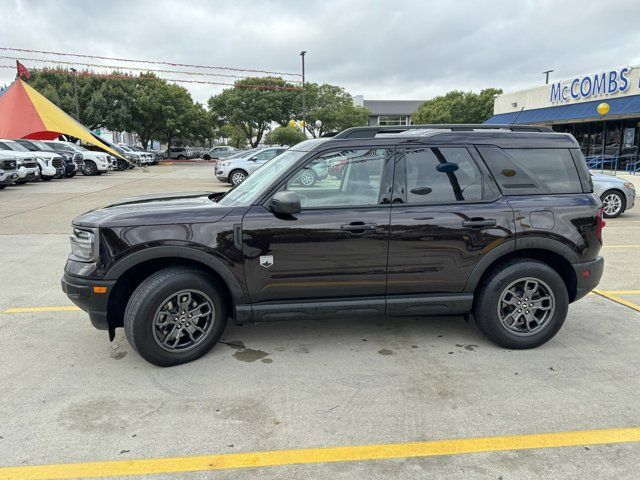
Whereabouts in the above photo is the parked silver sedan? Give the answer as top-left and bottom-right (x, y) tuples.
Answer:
(592, 173), (636, 218)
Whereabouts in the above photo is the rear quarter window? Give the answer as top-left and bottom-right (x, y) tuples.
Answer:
(477, 147), (583, 195)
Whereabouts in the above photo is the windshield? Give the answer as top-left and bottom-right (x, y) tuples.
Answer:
(120, 146), (133, 152)
(6, 141), (29, 152)
(218, 150), (306, 206)
(31, 141), (49, 150)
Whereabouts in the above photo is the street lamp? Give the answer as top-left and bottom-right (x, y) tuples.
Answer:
(597, 102), (610, 172)
(300, 51), (307, 131)
(70, 67), (80, 121)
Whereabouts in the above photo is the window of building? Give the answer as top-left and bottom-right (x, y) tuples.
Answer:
(404, 147), (483, 203)
(377, 115), (410, 126)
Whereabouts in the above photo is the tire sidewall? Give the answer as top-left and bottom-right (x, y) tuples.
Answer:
(601, 190), (625, 218)
(84, 161), (96, 176)
(230, 170), (247, 186)
(125, 269), (228, 366)
(475, 261), (568, 349)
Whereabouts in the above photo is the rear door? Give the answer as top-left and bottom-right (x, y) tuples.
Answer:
(386, 145), (515, 313)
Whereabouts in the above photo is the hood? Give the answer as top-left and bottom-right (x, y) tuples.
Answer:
(591, 173), (628, 185)
(73, 191), (233, 228)
(0, 150), (37, 159)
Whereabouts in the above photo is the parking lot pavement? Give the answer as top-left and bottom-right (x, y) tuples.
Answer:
(1, 164), (640, 479)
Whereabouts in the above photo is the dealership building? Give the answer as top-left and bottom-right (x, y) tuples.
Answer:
(486, 66), (640, 165)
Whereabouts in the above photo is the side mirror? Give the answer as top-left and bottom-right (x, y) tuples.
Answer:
(270, 191), (301, 215)
(248, 156), (258, 162)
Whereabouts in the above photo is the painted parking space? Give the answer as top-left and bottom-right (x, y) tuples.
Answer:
(1, 426), (639, 480)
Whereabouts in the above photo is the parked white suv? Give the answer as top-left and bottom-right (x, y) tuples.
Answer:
(215, 147), (287, 185)
(0, 139), (64, 180)
(43, 141), (113, 176)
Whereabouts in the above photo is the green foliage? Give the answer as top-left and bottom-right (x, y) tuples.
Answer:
(299, 83), (370, 137)
(208, 77), (298, 147)
(412, 88), (502, 124)
(219, 125), (248, 149)
(265, 126), (306, 146)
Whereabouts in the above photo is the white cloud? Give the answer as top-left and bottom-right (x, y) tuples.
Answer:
(2, 0), (639, 103)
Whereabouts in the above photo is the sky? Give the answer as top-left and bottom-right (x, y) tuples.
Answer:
(1, 0), (640, 104)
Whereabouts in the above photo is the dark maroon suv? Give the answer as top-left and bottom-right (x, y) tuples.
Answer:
(62, 125), (604, 366)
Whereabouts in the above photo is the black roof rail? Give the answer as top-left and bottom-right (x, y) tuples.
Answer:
(333, 124), (554, 139)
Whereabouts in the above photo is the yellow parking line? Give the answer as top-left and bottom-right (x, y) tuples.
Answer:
(2, 306), (80, 313)
(1, 427), (639, 480)
(593, 289), (640, 312)
(601, 244), (640, 249)
(601, 290), (640, 295)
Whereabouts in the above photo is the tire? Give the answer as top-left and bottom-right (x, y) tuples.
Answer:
(66, 172), (76, 178)
(14, 180), (27, 185)
(601, 190), (625, 218)
(203, 154), (211, 161)
(230, 169), (248, 186)
(298, 169), (317, 187)
(117, 160), (127, 171)
(0, 185), (6, 189)
(473, 259), (568, 349)
(41, 176), (52, 181)
(177, 155), (185, 160)
(124, 267), (228, 366)
(83, 161), (97, 176)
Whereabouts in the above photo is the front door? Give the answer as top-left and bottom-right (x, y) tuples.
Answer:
(387, 146), (515, 310)
(241, 147), (395, 317)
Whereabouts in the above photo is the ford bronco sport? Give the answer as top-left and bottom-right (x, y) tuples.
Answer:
(62, 125), (605, 366)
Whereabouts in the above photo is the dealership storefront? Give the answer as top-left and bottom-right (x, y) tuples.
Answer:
(486, 66), (640, 169)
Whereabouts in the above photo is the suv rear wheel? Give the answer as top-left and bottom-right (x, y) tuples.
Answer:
(124, 267), (228, 366)
(474, 259), (568, 349)
(83, 161), (97, 176)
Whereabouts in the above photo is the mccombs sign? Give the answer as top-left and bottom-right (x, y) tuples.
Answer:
(550, 67), (637, 104)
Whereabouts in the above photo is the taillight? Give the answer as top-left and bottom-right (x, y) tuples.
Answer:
(596, 207), (605, 244)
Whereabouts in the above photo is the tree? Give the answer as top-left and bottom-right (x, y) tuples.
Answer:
(266, 126), (306, 146)
(219, 125), (248, 149)
(155, 83), (199, 153)
(125, 74), (167, 149)
(297, 83), (370, 137)
(412, 88), (503, 124)
(208, 77), (297, 147)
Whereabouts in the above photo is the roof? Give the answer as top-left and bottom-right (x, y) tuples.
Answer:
(362, 100), (424, 116)
(485, 94), (640, 124)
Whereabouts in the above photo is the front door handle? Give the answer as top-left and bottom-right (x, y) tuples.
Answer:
(341, 222), (377, 233)
(462, 218), (496, 229)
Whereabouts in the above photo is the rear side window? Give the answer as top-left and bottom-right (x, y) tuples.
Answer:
(405, 147), (483, 203)
(477, 147), (583, 194)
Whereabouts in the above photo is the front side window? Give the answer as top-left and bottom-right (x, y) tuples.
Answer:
(254, 149), (281, 162)
(404, 147), (483, 203)
(286, 149), (387, 208)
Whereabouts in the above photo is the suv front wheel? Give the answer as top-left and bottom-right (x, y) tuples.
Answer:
(124, 267), (228, 366)
(473, 259), (568, 349)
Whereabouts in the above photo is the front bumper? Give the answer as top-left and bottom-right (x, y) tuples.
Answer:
(0, 171), (18, 185)
(624, 189), (635, 211)
(573, 256), (604, 301)
(17, 166), (39, 181)
(61, 273), (115, 331)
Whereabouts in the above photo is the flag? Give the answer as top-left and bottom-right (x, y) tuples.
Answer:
(16, 61), (30, 80)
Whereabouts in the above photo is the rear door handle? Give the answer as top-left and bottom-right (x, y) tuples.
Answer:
(341, 222), (377, 232)
(462, 219), (496, 229)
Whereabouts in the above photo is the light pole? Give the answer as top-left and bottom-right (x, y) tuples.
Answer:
(597, 102), (610, 173)
(300, 51), (307, 134)
(70, 67), (80, 121)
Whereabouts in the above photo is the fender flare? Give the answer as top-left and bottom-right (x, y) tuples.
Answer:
(464, 237), (580, 292)
(104, 245), (247, 306)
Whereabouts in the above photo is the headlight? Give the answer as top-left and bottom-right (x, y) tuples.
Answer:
(69, 227), (98, 262)
(623, 182), (635, 190)
(218, 161), (230, 167)
(36, 156), (48, 165)
(16, 159), (24, 167)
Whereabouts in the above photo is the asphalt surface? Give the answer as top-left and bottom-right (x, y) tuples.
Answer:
(1, 164), (640, 479)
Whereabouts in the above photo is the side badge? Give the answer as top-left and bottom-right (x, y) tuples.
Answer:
(260, 255), (274, 268)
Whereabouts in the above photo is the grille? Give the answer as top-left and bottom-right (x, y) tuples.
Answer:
(52, 157), (64, 168)
(1, 159), (17, 170)
(23, 159), (37, 168)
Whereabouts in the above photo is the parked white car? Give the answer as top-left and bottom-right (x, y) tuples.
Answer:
(0, 139), (63, 180)
(0, 155), (19, 188)
(215, 147), (287, 185)
(42, 140), (113, 176)
(591, 173), (636, 218)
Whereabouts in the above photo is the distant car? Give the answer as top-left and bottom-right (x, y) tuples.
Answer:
(127, 146), (156, 165)
(591, 173), (636, 218)
(15, 139), (84, 177)
(203, 146), (236, 161)
(168, 146), (189, 160)
(42, 141), (113, 176)
(0, 139), (64, 180)
(215, 147), (287, 185)
(0, 154), (19, 189)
